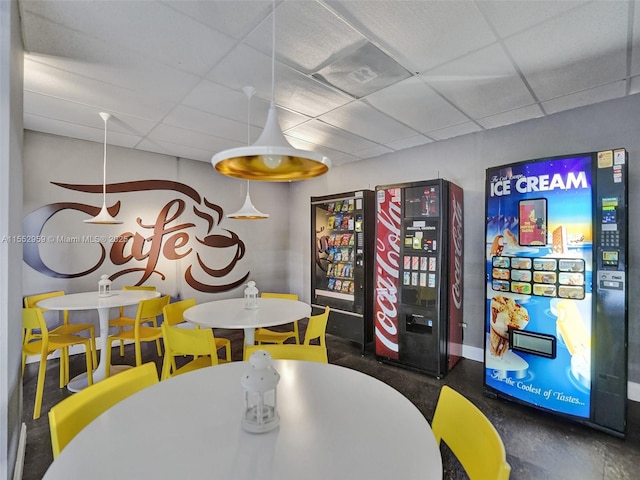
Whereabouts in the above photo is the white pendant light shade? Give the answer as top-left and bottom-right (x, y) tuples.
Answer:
(227, 181), (270, 220)
(213, 106), (330, 182)
(211, 0), (330, 182)
(84, 112), (122, 224)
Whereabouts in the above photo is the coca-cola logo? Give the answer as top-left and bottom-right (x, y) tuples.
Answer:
(450, 192), (463, 309)
(374, 190), (401, 356)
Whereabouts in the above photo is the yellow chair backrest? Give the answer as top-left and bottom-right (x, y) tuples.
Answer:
(48, 362), (159, 458)
(162, 298), (196, 326)
(244, 344), (328, 363)
(123, 285), (157, 291)
(431, 386), (511, 480)
(161, 323), (219, 379)
(24, 291), (68, 322)
(261, 292), (299, 300)
(304, 306), (330, 346)
(136, 295), (170, 324)
(23, 307), (49, 345)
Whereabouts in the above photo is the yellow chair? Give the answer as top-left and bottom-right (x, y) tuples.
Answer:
(105, 295), (170, 371)
(160, 323), (223, 380)
(302, 306), (330, 347)
(22, 308), (94, 419)
(108, 286), (160, 357)
(48, 362), (159, 458)
(254, 292), (300, 344)
(162, 298), (231, 364)
(24, 291), (97, 369)
(431, 385), (511, 480)
(244, 344), (328, 363)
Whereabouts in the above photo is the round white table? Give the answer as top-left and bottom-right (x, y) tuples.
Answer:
(37, 289), (160, 392)
(183, 297), (312, 346)
(43, 360), (443, 479)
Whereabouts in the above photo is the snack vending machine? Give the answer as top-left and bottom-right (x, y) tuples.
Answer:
(374, 179), (464, 377)
(484, 149), (628, 436)
(311, 190), (375, 354)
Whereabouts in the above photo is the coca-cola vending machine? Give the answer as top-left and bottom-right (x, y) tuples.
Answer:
(312, 190), (375, 354)
(374, 179), (464, 377)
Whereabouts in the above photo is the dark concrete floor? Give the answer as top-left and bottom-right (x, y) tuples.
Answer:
(22, 325), (640, 480)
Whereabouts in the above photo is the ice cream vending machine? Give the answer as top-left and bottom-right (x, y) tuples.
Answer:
(484, 149), (628, 436)
(374, 179), (464, 377)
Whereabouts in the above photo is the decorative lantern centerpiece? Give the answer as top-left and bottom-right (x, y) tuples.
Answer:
(241, 350), (280, 433)
(244, 280), (259, 309)
(98, 274), (112, 297)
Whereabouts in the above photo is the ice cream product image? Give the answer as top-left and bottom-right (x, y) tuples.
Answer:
(489, 295), (530, 357)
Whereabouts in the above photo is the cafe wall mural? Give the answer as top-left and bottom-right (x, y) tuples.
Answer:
(22, 131), (289, 306)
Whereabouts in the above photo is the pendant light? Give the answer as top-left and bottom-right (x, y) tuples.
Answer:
(83, 112), (122, 224)
(211, 0), (331, 182)
(227, 87), (269, 220)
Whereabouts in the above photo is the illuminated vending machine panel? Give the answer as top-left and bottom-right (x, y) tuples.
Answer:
(311, 190), (375, 354)
(484, 149), (628, 436)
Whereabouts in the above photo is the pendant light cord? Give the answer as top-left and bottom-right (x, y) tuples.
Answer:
(270, 0), (275, 108)
(102, 116), (108, 206)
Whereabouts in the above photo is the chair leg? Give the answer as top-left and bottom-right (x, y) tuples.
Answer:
(155, 338), (162, 357)
(89, 325), (97, 367)
(135, 341), (142, 366)
(293, 321), (300, 345)
(105, 338), (113, 378)
(160, 352), (172, 381)
(58, 347), (68, 388)
(84, 341), (94, 386)
(118, 326), (125, 357)
(222, 343), (231, 362)
(33, 355), (48, 419)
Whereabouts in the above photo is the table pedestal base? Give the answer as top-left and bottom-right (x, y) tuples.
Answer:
(67, 365), (133, 393)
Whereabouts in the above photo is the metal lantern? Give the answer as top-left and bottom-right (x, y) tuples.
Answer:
(241, 350), (280, 433)
(98, 274), (112, 297)
(244, 281), (259, 309)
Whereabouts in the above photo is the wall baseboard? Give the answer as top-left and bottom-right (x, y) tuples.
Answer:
(13, 423), (26, 480)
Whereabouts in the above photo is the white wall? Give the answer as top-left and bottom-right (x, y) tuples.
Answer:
(289, 93), (640, 384)
(23, 131), (290, 337)
(0, 0), (24, 478)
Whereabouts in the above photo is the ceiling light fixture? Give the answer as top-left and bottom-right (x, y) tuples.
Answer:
(84, 112), (123, 224)
(227, 87), (269, 220)
(211, 0), (331, 182)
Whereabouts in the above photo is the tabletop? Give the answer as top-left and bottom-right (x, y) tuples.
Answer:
(36, 289), (160, 311)
(183, 297), (312, 330)
(43, 360), (443, 480)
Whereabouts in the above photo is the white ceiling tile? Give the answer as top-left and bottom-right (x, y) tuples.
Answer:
(629, 75), (640, 94)
(162, 0), (272, 40)
(427, 122), (482, 141)
(136, 138), (211, 163)
(630, 1), (640, 76)
(476, 104), (545, 130)
(422, 43), (535, 118)
(24, 58), (175, 121)
(207, 44), (352, 117)
(24, 113), (141, 149)
(541, 81), (626, 115)
(148, 123), (244, 155)
(353, 145), (394, 160)
(286, 119), (378, 153)
(325, 0), (497, 72)
(21, 16), (201, 103)
(244, 0), (364, 73)
(21, 1), (235, 76)
(384, 135), (433, 151)
(163, 106), (254, 144)
(478, 1), (590, 38)
(24, 91), (157, 137)
(504, 1), (629, 101)
(319, 101), (418, 144)
(285, 136), (352, 166)
(365, 77), (470, 133)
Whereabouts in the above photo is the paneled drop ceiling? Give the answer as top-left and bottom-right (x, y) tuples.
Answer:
(19, 0), (640, 167)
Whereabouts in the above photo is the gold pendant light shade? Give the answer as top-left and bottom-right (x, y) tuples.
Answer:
(213, 106), (330, 181)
